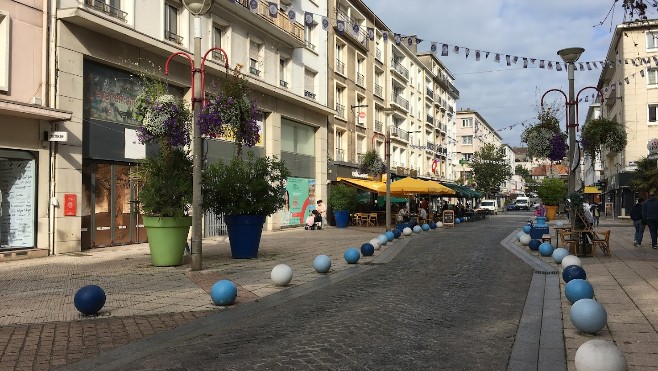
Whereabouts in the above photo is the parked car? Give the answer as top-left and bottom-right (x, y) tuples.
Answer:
(506, 202), (517, 211)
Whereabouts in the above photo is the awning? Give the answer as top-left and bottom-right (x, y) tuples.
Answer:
(439, 182), (482, 198)
(584, 186), (601, 194)
(390, 177), (455, 196)
(337, 177), (387, 193)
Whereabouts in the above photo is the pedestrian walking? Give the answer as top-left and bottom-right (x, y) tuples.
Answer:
(642, 194), (658, 249)
(590, 202), (600, 226)
(630, 198), (645, 246)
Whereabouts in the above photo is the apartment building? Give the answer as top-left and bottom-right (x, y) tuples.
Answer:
(593, 19), (658, 216)
(0, 1), (71, 257)
(454, 109), (502, 182)
(43, 0), (332, 253)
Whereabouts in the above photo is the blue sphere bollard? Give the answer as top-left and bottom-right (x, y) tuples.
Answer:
(563, 265), (587, 283)
(74, 285), (106, 315)
(422, 223), (430, 231)
(313, 255), (332, 273)
(393, 229), (402, 238)
(516, 231), (524, 241)
(538, 242), (554, 256)
(528, 239), (541, 251)
(377, 234), (389, 246)
(210, 279), (238, 306)
(570, 299), (607, 334)
(413, 225), (422, 233)
(429, 222), (437, 230)
(523, 225), (532, 234)
(344, 247), (360, 264)
(565, 279), (595, 304)
(455, 218), (461, 224)
(384, 231), (395, 241)
(360, 243), (375, 256)
(552, 248), (569, 263)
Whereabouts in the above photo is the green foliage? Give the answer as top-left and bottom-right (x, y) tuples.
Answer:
(132, 147), (193, 217)
(580, 118), (627, 159)
(521, 110), (565, 159)
(470, 143), (513, 198)
(630, 157), (658, 197)
(203, 151), (291, 216)
(536, 177), (567, 206)
(328, 184), (359, 212)
(358, 149), (386, 176)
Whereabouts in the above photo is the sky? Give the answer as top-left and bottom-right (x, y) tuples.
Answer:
(363, 0), (649, 147)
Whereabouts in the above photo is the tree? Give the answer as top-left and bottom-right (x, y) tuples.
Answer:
(630, 157), (658, 197)
(470, 143), (513, 198)
(515, 164), (531, 179)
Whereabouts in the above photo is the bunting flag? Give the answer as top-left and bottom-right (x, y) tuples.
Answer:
(249, 0), (258, 13)
(586, 62), (592, 70)
(287, 8), (295, 21)
(268, 2), (277, 18)
(431, 42), (437, 54)
(505, 55), (510, 66)
(465, 48), (470, 58)
(382, 31), (388, 42)
(367, 27), (374, 41)
(394, 33), (401, 45)
(539, 60), (545, 69)
(548, 61), (553, 70)
(531, 58), (536, 64)
(453, 46), (460, 54)
(442, 44), (448, 56)
(475, 50), (481, 61)
(523, 58), (528, 68)
(556, 62), (562, 71)
(640, 69), (645, 77)
(485, 51), (490, 59)
(322, 17), (329, 31)
(625, 77), (630, 84)
(407, 36), (413, 46)
(352, 23), (359, 36)
(513, 56), (518, 64)
(494, 53), (500, 63)
(336, 20), (345, 34)
(304, 12), (313, 26)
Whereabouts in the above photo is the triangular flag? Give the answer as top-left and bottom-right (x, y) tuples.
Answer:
(441, 44), (448, 56)
(336, 20), (345, 34)
(530, 58), (536, 64)
(249, 0), (258, 13)
(431, 42), (437, 54)
(632, 59), (638, 66)
(465, 48), (470, 58)
(367, 27), (374, 41)
(485, 51), (490, 58)
(641, 69), (646, 77)
(453, 46), (460, 54)
(579, 63), (585, 71)
(653, 56), (658, 65)
(304, 12), (313, 26)
(586, 62), (592, 70)
(475, 50), (481, 61)
(625, 77), (630, 84)
(322, 17), (330, 31)
(268, 2), (277, 18)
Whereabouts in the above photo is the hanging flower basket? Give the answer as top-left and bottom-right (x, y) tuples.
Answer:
(580, 118), (627, 159)
(521, 110), (567, 160)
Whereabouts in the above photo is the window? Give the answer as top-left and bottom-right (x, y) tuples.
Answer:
(87, 0), (126, 20)
(335, 130), (345, 161)
(279, 58), (289, 88)
(335, 86), (345, 118)
(462, 118), (473, 127)
(648, 31), (658, 49)
(304, 23), (316, 50)
(281, 119), (315, 156)
(335, 43), (345, 75)
(164, 3), (181, 44)
(356, 55), (365, 87)
(462, 135), (473, 145)
(249, 41), (261, 76)
(462, 153), (473, 161)
(212, 25), (228, 63)
(0, 11), (9, 91)
(649, 69), (658, 86)
(356, 96), (366, 127)
(304, 69), (316, 99)
(650, 104), (658, 123)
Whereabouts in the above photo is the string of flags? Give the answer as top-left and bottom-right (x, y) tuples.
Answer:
(230, 0), (658, 73)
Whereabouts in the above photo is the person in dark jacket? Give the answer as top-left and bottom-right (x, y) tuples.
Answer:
(630, 198), (645, 246)
(642, 194), (658, 249)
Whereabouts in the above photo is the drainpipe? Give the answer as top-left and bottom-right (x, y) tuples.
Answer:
(46, 0), (58, 255)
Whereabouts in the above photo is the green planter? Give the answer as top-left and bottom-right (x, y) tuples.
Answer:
(143, 216), (192, 266)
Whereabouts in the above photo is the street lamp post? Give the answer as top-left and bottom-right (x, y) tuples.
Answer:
(381, 108), (395, 231)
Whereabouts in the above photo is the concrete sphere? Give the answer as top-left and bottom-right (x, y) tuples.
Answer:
(369, 238), (381, 251)
(528, 239), (541, 251)
(538, 242), (554, 257)
(523, 225), (532, 234)
(313, 255), (332, 273)
(562, 255), (582, 269)
(393, 229), (402, 238)
(575, 339), (627, 371)
(437, 222), (444, 228)
(271, 264), (293, 286)
(210, 280), (237, 306)
(384, 231), (395, 242)
(74, 285), (106, 315)
(570, 299), (607, 334)
(377, 234), (389, 246)
(552, 248), (569, 263)
(413, 225), (422, 233)
(422, 223), (430, 231)
(360, 243), (375, 256)
(344, 247), (360, 264)
(403, 227), (412, 236)
(516, 231), (524, 241)
(519, 234), (531, 246)
(429, 222), (437, 230)
(565, 279), (595, 304)
(455, 218), (461, 224)
(563, 265), (587, 283)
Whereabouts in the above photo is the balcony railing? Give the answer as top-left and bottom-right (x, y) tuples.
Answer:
(392, 60), (409, 80)
(164, 30), (183, 44)
(335, 59), (345, 75)
(374, 120), (383, 132)
(426, 87), (433, 99)
(305, 90), (316, 100)
(280, 80), (288, 88)
(236, 0), (304, 43)
(249, 66), (261, 76)
(392, 93), (409, 110)
(356, 73), (365, 87)
(305, 40), (316, 51)
(374, 83), (383, 98)
(84, 0), (127, 21)
(212, 50), (227, 63)
(335, 8), (369, 49)
(335, 148), (345, 162)
(335, 103), (346, 118)
(389, 126), (410, 141)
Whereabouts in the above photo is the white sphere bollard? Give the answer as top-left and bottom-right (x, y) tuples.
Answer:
(575, 339), (627, 371)
(437, 222), (444, 228)
(403, 227), (412, 236)
(271, 264), (293, 286)
(562, 255), (582, 269)
(519, 233), (531, 246)
(369, 238), (382, 251)
(412, 225), (422, 233)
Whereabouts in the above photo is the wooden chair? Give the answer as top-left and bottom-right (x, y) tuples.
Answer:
(365, 213), (378, 227)
(558, 229), (577, 255)
(591, 230), (611, 257)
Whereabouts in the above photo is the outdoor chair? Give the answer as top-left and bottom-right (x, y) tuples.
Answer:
(591, 230), (611, 257)
(365, 213), (378, 227)
(558, 229), (577, 255)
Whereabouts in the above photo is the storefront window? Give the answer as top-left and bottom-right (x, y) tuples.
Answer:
(0, 150), (36, 248)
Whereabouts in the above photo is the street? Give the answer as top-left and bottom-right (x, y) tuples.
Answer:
(64, 214), (533, 370)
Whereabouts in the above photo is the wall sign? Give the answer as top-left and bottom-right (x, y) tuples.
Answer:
(64, 194), (77, 216)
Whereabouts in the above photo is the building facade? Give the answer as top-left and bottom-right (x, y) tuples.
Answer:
(454, 109), (502, 183)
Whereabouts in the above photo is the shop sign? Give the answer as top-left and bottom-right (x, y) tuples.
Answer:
(648, 138), (658, 155)
(48, 131), (68, 142)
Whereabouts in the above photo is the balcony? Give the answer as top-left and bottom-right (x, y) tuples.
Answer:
(234, 0), (304, 47)
(335, 148), (345, 162)
(305, 90), (316, 100)
(389, 126), (410, 141)
(426, 87), (433, 100)
(335, 8), (369, 50)
(391, 93), (409, 111)
(335, 103), (346, 118)
(426, 115), (434, 125)
(249, 66), (261, 76)
(356, 73), (365, 87)
(335, 59), (345, 75)
(374, 120), (383, 132)
(280, 80), (288, 88)
(374, 83), (383, 98)
(305, 40), (316, 51)
(164, 29), (183, 44)
(391, 60), (409, 80)
(84, 0), (127, 21)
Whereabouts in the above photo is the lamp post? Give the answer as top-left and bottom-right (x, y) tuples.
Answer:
(381, 107), (395, 231)
(164, 0), (229, 271)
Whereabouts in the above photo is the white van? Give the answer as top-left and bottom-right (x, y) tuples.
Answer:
(515, 196), (530, 211)
(479, 199), (498, 214)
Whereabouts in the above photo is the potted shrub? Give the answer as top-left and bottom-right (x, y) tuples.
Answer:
(536, 177), (567, 220)
(328, 184), (358, 228)
(358, 149), (386, 179)
(132, 77), (193, 266)
(203, 152), (290, 258)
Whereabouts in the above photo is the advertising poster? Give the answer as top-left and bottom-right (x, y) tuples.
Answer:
(280, 177), (315, 226)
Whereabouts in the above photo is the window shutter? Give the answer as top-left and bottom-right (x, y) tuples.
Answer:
(304, 69), (314, 90)
(250, 42), (259, 59)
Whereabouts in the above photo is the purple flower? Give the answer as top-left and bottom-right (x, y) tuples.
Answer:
(548, 133), (567, 161)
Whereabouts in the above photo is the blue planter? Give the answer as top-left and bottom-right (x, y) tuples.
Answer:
(224, 214), (266, 259)
(536, 217), (547, 226)
(334, 210), (349, 228)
